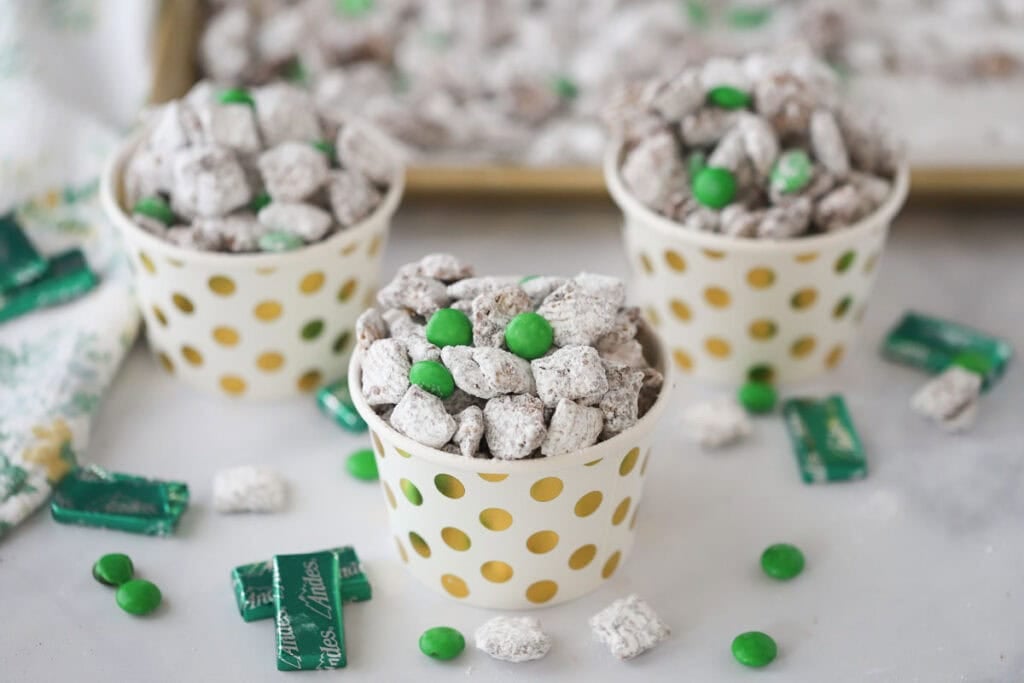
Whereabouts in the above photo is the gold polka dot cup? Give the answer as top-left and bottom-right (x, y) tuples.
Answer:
(100, 129), (404, 399)
(605, 143), (908, 384)
(349, 328), (671, 609)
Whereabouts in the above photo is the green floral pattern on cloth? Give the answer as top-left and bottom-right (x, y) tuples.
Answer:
(0, 184), (139, 539)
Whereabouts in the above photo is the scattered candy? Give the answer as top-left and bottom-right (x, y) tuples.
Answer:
(475, 616), (552, 663)
(92, 553), (135, 586)
(0, 213), (46, 291)
(590, 594), (670, 660)
(731, 630), (777, 668)
(883, 311), (1012, 391)
(51, 466), (189, 536)
(692, 166), (737, 209)
(232, 546), (370, 622)
(274, 550), (346, 670)
(910, 366), (981, 433)
(738, 381), (777, 414)
(213, 466), (286, 514)
(132, 196), (176, 226)
(682, 397), (752, 448)
(504, 311), (554, 360)
(760, 543), (805, 580)
(345, 448), (379, 481)
(317, 379), (368, 432)
(408, 360), (456, 399)
(116, 579), (162, 616)
(425, 308), (473, 348)
(419, 626), (466, 661)
(0, 249), (98, 324)
(783, 395), (866, 483)
(771, 149), (814, 194)
(708, 85), (751, 109)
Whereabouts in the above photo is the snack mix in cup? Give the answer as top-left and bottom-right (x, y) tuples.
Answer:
(348, 254), (670, 609)
(102, 80), (405, 399)
(605, 53), (909, 384)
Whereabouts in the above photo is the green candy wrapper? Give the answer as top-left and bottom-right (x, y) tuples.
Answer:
(0, 248), (97, 323)
(50, 465), (189, 535)
(0, 213), (47, 292)
(274, 550), (347, 671)
(232, 546), (370, 622)
(882, 311), (1011, 391)
(783, 396), (866, 484)
(316, 379), (367, 432)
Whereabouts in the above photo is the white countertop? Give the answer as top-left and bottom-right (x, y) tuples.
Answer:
(2, 202), (1022, 683)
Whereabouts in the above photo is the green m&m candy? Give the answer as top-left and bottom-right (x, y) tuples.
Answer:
(692, 167), (737, 209)
(346, 448), (379, 481)
(311, 140), (337, 165)
(93, 553), (134, 586)
(504, 312), (553, 360)
(258, 230), (303, 253)
(732, 631), (777, 668)
(771, 149), (813, 194)
(553, 75), (579, 100)
(738, 381), (777, 414)
(409, 360), (455, 398)
(425, 308), (473, 348)
(707, 85), (751, 109)
(761, 543), (805, 580)
(132, 196), (176, 226)
(419, 626), (465, 661)
(116, 579), (162, 616)
(218, 87), (255, 107)
(250, 191), (272, 213)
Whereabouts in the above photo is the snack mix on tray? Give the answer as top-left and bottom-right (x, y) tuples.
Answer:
(612, 52), (902, 237)
(123, 81), (395, 253)
(356, 254), (663, 459)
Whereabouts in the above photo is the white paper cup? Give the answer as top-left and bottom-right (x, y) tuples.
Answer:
(605, 141), (909, 385)
(349, 328), (671, 610)
(100, 129), (405, 399)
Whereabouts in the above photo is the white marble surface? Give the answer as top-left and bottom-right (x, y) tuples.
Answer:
(2, 202), (1022, 682)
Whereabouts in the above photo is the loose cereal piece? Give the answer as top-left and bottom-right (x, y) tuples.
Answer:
(813, 184), (868, 232)
(150, 101), (195, 154)
(621, 131), (687, 209)
(599, 339), (647, 369)
(600, 362), (645, 438)
(355, 308), (388, 351)
(451, 405), (485, 457)
(758, 196), (812, 239)
(541, 399), (604, 456)
(327, 169), (382, 227)
(390, 386), (458, 449)
(398, 253), (474, 283)
(447, 276), (519, 301)
(164, 225), (214, 251)
(213, 465), (286, 513)
(483, 394), (547, 460)
(590, 595), (671, 661)
(360, 338), (411, 406)
(472, 285), (532, 347)
(475, 616), (552, 663)
(643, 70), (704, 121)
(737, 112), (779, 178)
(377, 275), (449, 318)
(720, 205), (764, 238)
(574, 273), (626, 310)
(405, 336), (441, 363)
(337, 124), (394, 185)
(682, 206), (721, 233)
(258, 143), (329, 202)
(707, 128), (746, 172)
(257, 202), (333, 243)
(252, 83), (322, 147)
(381, 308), (424, 340)
(440, 346), (533, 399)
(910, 366), (982, 432)
(520, 276), (567, 307)
(193, 212), (264, 252)
(198, 5), (252, 83)
(123, 147), (172, 207)
(679, 109), (739, 147)
(171, 144), (252, 218)
(255, 5), (306, 63)
(194, 101), (262, 154)
(701, 57), (750, 91)
(848, 171), (892, 209)
(754, 72), (816, 136)
(531, 346), (610, 407)
(442, 388), (485, 415)
(837, 106), (900, 177)
(597, 308), (639, 350)
(536, 281), (619, 347)
(682, 397), (752, 448)
(810, 109), (850, 178)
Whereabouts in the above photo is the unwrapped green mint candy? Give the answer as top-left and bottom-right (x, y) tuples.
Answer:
(93, 553), (135, 586)
(116, 579), (162, 616)
(419, 626), (465, 660)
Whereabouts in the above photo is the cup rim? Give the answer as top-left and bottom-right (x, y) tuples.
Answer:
(348, 330), (673, 473)
(99, 123), (406, 267)
(603, 138), (910, 253)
